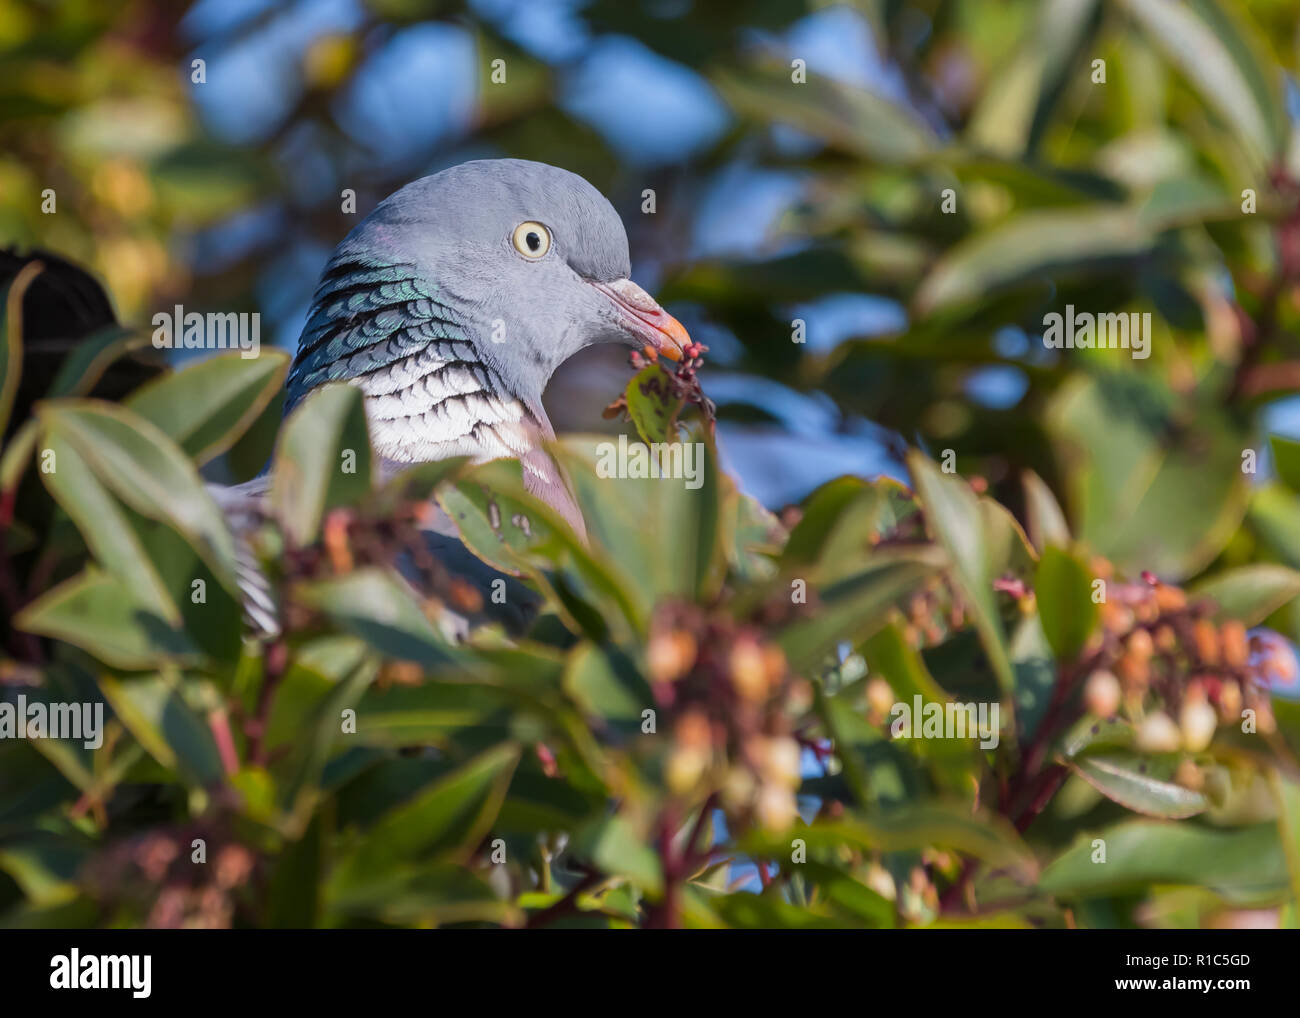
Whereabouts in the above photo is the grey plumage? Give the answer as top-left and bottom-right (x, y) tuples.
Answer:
(224, 158), (691, 638)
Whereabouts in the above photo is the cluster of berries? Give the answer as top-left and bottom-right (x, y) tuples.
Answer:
(647, 601), (809, 832)
(1080, 565), (1292, 754)
(84, 825), (255, 928)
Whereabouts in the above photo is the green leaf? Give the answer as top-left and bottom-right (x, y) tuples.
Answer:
(710, 893), (841, 929)
(1046, 374), (1249, 579)
(563, 641), (652, 726)
(745, 805), (1037, 881)
(713, 63), (937, 164)
(363, 457), (469, 518)
(294, 568), (463, 668)
(437, 457), (639, 637)
(781, 476), (913, 584)
(1039, 820), (1287, 904)
(1060, 715), (1136, 758)
(623, 362), (683, 445)
(1270, 435), (1300, 493)
(1022, 469), (1071, 552)
(1035, 545), (1096, 660)
(966, 0), (1101, 156)
(778, 545), (944, 675)
(327, 861), (513, 926)
(1269, 770), (1300, 908)
(908, 452), (1016, 696)
(1192, 563), (1300, 625)
(915, 208), (1152, 316)
(861, 623), (950, 705)
(16, 569), (199, 670)
(1069, 752), (1208, 819)
(332, 743), (519, 884)
(571, 815), (663, 896)
(1119, 0), (1285, 167)
(271, 383), (372, 546)
(555, 433), (723, 617)
(268, 812), (323, 928)
(126, 350), (290, 464)
(38, 400), (240, 593)
(35, 431), (178, 621)
(98, 673), (225, 785)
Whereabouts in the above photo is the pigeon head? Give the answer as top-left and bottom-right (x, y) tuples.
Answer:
(285, 159), (689, 473)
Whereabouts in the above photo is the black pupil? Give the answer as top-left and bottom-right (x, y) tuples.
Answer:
(526, 232), (540, 251)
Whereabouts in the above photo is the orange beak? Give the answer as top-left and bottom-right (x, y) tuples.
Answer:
(590, 278), (688, 361)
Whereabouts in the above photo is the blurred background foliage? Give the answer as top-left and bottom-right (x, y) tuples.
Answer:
(5, 0), (1300, 929)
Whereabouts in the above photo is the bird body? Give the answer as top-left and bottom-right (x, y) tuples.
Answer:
(284, 159), (688, 534)
(222, 158), (691, 635)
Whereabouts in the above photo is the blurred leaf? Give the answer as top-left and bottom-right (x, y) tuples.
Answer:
(295, 568), (463, 668)
(745, 804), (1037, 881)
(271, 383), (372, 547)
(1119, 0), (1285, 167)
(1023, 469), (1071, 551)
(1040, 820), (1287, 904)
(778, 545), (944, 675)
(1271, 435), (1300, 493)
(563, 641), (651, 726)
(710, 893), (841, 929)
(782, 476), (913, 583)
(915, 208), (1151, 316)
(333, 743), (518, 885)
(1191, 563), (1300, 625)
(1035, 545), (1096, 660)
(98, 673), (224, 784)
(268, 811), (323, 928)
(1046, 374), (1249, 579)
(571, 815), (662, 896)
(966, 0), (1101, 156)
(908, 452), (1015, 695)
(1069, 752), (1208, 818)
(714, 63), (937, 164)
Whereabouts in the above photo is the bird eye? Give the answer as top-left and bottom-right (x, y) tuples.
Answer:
(511, 221), (551, 259)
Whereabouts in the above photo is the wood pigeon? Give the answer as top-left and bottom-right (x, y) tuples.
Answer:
(218, 158), (693, 635)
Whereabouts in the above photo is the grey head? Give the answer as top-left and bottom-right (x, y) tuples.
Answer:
(285, 159), (689, 533)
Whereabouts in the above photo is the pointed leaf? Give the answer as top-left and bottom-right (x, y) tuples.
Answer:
(126, 350), (290, 464)
(271, 383), (373, 546)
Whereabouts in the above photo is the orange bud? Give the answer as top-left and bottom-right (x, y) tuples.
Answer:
(1221, 621), (1248, 669)
(1083, 670), (1121, 718)
(1154, 585), (1187, 612)
(1136, 711), (1181, 753)
(1154, 625), (1177, 653)
(1116, 650), (1150, 688)
(1174, 758), (1204, 791)
(647, 629), (697, 683)
(1127, 628), (1154, 660)
(729, 638), (770, 701)
(1217, 680), (1243, 722)
(866, 677), (895, 723)
(1193, 619), (1220, 666)
(1180, 697), (1217, 752)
